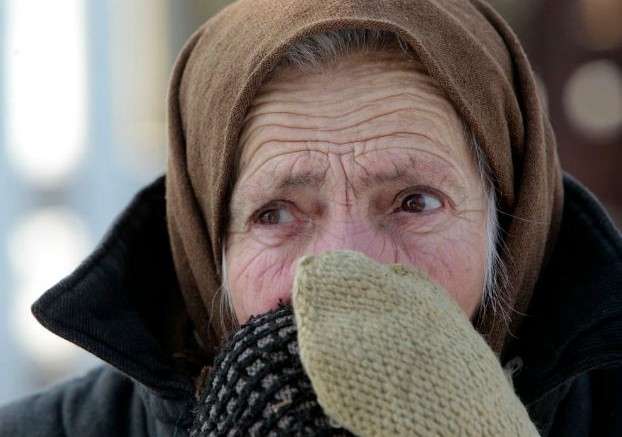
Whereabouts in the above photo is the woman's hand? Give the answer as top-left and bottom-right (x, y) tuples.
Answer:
(293, 250), (539, 437)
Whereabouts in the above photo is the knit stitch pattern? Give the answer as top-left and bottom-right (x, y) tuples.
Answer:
(190, 306), (353, 437)
(293, 251), (540, 436)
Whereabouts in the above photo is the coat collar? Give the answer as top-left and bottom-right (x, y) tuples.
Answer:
(32, 177), (195, 398)
(512, 175), (622, 404)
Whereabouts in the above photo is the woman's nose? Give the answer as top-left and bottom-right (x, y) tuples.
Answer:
(309, 220), (396, 265)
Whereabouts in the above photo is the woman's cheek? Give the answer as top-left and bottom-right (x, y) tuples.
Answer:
(226, 244), (299, 324)
(394, 220), (487, 317)
(394, 210), (488, 317)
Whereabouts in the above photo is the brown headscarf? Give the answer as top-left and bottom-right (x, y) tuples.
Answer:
(166, 0), (563, 360)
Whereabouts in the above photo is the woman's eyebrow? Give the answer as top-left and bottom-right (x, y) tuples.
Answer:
(235, 170), (327, 202)
(360, 157), (460, 187)
(235, 157), (464, 202)
(361, 167), (409, 187)
(276, 171), (326, 190)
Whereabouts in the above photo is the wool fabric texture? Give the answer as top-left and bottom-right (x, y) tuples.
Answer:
(166, 0), (563, 358)
(191, 306), (354, 437)
(293, 251), (540, 436)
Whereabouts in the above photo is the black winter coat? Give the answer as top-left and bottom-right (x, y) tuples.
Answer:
(1, 175), (621, 436)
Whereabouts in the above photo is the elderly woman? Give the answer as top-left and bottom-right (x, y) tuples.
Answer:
(2, 0), (622, 435)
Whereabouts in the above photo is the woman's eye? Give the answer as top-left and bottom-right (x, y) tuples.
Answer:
(256, 207), (295, 225)
(400, 193), (442, 213)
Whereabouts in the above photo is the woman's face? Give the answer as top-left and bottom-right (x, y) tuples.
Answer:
(225, 53), (489, 324)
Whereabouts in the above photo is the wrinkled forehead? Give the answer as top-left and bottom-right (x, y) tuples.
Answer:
(236, 35), (470, 174)
(234, 52), (479, 195)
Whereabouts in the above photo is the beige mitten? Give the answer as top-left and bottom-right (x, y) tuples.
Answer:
(292, 251), (539, 437)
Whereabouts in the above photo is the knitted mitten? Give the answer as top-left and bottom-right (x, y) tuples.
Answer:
(293, 250), (539, 437)
(190, 306), (355, 437)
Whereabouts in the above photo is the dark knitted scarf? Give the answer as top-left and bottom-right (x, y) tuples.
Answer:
(191, 306), (354, 437)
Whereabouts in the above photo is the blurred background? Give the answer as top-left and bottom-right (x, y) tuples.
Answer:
(0, 0), (620, 406)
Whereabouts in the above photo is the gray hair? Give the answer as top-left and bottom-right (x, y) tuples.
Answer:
(220, 29), (509, 330)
